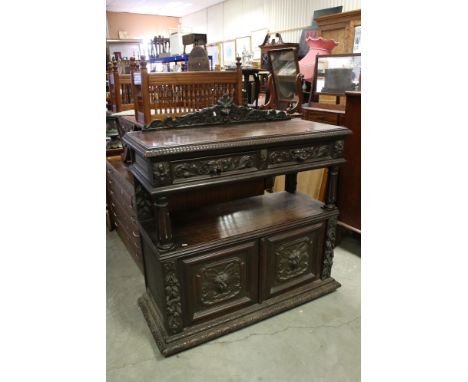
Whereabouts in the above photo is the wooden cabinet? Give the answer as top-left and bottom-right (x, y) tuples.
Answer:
(337, 91), (361, 232)
(106, 156), (143, 272)
(125, 98), (351, 356)
(315, 10), (361, 54)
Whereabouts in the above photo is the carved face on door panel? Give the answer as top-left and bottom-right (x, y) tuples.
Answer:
(275, 239), (311, 282)
(200, 259), (242, 306)
(181, 241), (259, 325)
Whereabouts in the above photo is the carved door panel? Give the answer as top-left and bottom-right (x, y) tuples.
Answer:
(181, 241), (259, 326)
(260, 223), (325, 300)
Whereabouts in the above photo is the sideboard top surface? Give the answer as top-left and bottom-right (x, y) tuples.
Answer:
(124, 118), (351, 157)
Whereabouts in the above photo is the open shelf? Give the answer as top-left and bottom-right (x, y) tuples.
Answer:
(141, 191), (334, 251)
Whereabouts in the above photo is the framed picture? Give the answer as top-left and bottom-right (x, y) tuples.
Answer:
(353, 26), (361, 53)
(235, 36), (251, 56)
(251, 28), (268, 60)
(206, 43), (221, 67)
(222, 40), (236, 66)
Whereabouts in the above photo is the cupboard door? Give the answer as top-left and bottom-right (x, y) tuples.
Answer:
(181, 241), (258, 326)
(260, 223), (324, 300)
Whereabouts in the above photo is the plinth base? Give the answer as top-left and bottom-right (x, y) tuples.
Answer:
(138, 277), (341, 356)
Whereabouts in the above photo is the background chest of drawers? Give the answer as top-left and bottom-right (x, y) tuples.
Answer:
(106, 156), (143, 273)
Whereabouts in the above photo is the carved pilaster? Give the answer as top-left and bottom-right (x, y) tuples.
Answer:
(162, 261), (183, 334)
(324, 165), (339, 210)
(134, 179), (153, 220)
(155, 196), (176, 251)
(321, 216), (337, 279)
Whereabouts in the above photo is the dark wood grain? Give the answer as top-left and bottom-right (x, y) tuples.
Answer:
(337, 91), (361, 232)
(126, 118), (349, 154)
(106, 156), (144, 272)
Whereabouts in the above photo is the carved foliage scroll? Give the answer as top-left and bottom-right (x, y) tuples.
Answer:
(173, 154), (257, 180)
(134, 179), (153, 220)
(200, 259), (242, 306)
(163, 261), (183, 334)
(146, 95), (290, 130)
(275, 237), (311, 282)
(321, 216), (337, 279)
(269, 144), (331, 165)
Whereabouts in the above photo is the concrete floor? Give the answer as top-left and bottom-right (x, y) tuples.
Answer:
(107, 229), (361, 382)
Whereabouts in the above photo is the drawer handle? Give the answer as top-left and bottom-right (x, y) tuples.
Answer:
(132, 231), (140, 238)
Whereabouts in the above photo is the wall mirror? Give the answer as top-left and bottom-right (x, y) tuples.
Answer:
(267, 48), (303, 112)
(313, 53), (361, 96)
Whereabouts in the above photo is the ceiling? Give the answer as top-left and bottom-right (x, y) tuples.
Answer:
(106, 0), (225, 17)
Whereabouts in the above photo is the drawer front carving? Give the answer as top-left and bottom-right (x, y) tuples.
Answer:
(181, 241), (258, 325)
(171, 152), (259, 183)
(260, 223), (325, 300)
(268, 144), (332, 167)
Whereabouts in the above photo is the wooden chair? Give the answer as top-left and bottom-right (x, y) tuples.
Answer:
(131, 56), (243, 125)
(107, 58), (137, 113)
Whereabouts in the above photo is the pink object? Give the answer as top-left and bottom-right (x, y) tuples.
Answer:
(299, 37), (339, 82)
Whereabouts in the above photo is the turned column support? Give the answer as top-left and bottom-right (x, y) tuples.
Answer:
(285, 172), (298, 193)
(154, 196), (176, 251)
(323, 165), (339, 210)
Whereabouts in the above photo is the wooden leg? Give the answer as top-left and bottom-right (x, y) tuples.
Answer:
(323, 165), (339, 210)
(155, 196), (176, 251)
(285, 172), (297, 193)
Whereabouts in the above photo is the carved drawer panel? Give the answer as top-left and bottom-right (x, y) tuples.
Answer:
(267, 143), (333, 168)
(181, 241), (259, 325)
(170, 151), (260, 184)
(260, 223), (325, 300)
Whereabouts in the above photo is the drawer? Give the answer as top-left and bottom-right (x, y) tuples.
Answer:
(170, 151), (260, 184)
(267, 143), (332, 168)
(303, 110), (340, 125)
(181, 241), (259, 325)
(112, 206), (140, 244)
(108, 180), (135, 215)
(260, 223), (325, 300)
(116, 221), (143, 272)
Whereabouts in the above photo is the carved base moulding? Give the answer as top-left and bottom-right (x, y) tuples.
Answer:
(139, 277), (341, 356)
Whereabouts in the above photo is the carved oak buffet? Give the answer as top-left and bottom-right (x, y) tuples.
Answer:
(123, 98), (351, 356)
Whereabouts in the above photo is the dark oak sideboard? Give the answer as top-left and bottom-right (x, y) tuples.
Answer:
(123, 100), (351, 356)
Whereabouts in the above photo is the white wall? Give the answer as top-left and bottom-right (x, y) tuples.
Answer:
(181, 0), (361, 45)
